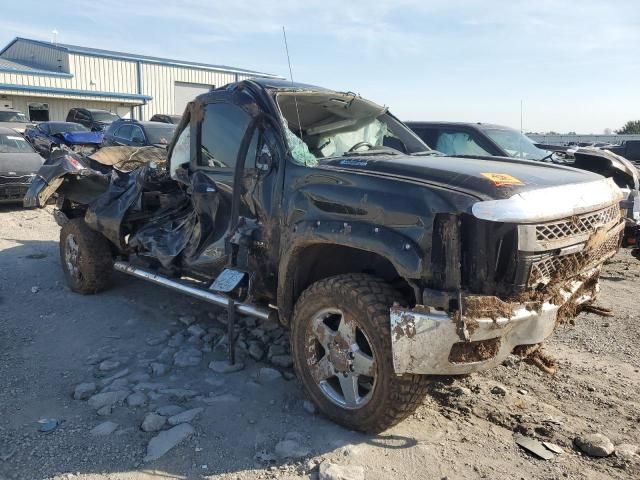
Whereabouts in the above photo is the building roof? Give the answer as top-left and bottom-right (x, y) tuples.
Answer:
(0, 57), (72, 77)
(1, 37), (282, 79)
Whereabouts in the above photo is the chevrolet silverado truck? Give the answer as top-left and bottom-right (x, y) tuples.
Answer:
(24, 79), (624, 433)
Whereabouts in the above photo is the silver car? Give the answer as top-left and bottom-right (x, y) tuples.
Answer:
(0, 127), (44, 204)
(0, 107), (32, 134)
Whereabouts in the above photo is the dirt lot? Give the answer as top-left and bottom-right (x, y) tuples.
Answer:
(0, 205), (638, 480)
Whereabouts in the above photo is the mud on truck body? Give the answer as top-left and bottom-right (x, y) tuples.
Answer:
(25, 79), (624, 433)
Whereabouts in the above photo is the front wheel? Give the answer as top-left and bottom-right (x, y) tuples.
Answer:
(59, 218), (114, 294)
(291, 274), (430, 433)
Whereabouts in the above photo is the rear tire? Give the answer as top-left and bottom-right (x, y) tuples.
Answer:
(59, 218), (114, 294)
(291, 274), (430, 433)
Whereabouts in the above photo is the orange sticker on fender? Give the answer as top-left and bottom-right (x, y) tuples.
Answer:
(480, 173), (524, 186)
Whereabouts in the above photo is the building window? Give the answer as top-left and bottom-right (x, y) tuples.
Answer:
(28, 103), (49, 122)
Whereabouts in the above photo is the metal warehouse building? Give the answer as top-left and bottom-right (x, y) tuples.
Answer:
(0, 37), (281, 122)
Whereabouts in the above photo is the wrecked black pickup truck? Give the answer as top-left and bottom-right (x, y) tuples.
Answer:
(25, 79), (624, 433)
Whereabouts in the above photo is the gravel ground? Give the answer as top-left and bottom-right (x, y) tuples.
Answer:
(0, 205), (638, 480)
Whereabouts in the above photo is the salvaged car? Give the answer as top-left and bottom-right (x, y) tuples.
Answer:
(24, 121), (103, 156)
(25, 80), (624, 432)
(102, 119), (176, 148)
(66, 108), (120, 132)
(0, 127), (44, 203)
(407, 121), (640, 247)
(0, 107), (32, 134)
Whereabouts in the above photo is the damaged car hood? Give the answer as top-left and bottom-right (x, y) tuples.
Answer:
(56, 131), (104, 146)
(320, 153), (603, 200)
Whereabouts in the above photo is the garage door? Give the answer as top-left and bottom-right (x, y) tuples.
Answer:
(174, 82), (212, 114)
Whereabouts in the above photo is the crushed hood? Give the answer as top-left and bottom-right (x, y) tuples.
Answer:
(56, 131), (104, 145)
(321, 153), (603, 200)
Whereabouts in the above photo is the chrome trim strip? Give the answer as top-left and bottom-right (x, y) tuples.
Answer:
(472, 177), (623, 223)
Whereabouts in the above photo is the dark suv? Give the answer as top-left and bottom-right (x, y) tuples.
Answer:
(66, 108), (120, 132)
(103, 119), (176, 147)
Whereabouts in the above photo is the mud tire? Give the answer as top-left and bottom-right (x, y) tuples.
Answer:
(291, 273), (430, 433)
(59, 218), (114, 294)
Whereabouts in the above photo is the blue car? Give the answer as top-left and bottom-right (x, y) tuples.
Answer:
(24, 121), (104, 156)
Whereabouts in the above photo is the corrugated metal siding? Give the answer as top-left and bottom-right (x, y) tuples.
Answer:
(3, 41), (69, 72)
(5, 95), (128, 121)
(141, 63), (238, 119)
(0, 54), (138, 95)
(68, 54), (137, 93)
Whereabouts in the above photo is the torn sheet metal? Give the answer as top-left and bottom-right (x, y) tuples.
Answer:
(23, 150), (107, 208)
(25, 145), (228, 271)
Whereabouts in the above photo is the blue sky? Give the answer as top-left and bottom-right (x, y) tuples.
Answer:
(2, 0), (639, 133)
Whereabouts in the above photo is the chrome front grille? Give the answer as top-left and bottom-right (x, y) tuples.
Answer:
(528, 221), (623, 287)
(535, 204), (620, 242)
(519, 203), (622, 252)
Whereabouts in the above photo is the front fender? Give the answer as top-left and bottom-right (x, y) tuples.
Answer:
(276, 219), (424, 322)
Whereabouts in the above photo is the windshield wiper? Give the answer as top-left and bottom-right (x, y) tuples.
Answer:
(411, 150), (441, 156)
(345, 148), (400, 157)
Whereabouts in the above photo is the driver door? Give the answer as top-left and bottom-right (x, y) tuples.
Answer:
(179, 98), (258, 275)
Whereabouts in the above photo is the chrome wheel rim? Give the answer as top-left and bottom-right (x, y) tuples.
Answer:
(305, 308), (377, 409)
(65, 234), (80, 280)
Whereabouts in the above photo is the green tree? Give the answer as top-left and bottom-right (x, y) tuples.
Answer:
(616, 120), (640, 134)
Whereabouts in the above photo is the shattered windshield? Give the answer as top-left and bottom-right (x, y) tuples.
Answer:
(0, 111), (28, 123)
(276, 92), (427, 166)
(145, 124), (176, 145)
(0, 133), (34, 153)
(482, 128), (551, 160)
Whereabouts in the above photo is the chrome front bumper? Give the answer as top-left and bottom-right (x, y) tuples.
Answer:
(390, 274), (598, 375)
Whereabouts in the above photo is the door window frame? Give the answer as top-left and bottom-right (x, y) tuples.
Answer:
(193, 100), (257, 174)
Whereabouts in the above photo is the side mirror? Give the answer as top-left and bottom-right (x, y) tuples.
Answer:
(132, 136), (145, 145)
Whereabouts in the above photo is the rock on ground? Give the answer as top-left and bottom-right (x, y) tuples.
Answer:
(73, 382), (96, 400)
(270, 354), (293, 368)
(274, 439), (310, 459)
(179, 315), (196, 326)
(167, 407), (203, 426)
(141, 413), (167, 432)
(173, 347), (203, 367)
(255, 367), (282, 383)
(144, 423), (195, 462)
(98, 359), (121, 372)
(187, 325), (205, 338)
(90, 421), (119, 436)
(96, 405), (112, 416)
(318, 461), (365, 480)
(575, 433), (615, 457)
(156, 405), (185, 416)
(149, 362), (170, 376)
(209, 360), (245, 373)
(126, 392), (148, 407)
(87, 390), (129, 410)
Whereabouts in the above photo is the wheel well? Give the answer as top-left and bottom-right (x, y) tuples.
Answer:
(286, 244), (414, 320)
